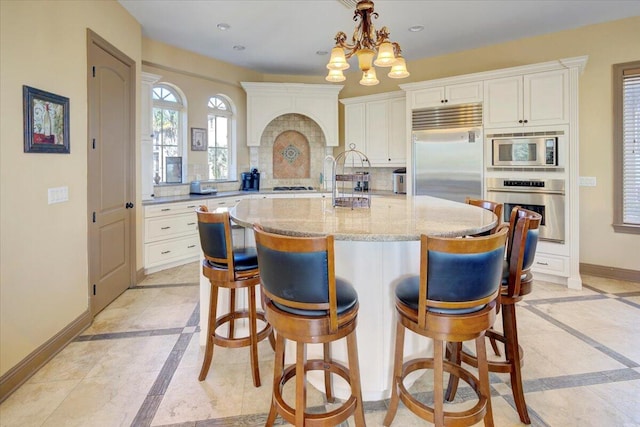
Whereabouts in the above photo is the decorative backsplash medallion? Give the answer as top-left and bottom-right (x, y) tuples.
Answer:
(273, 130), (309, 179)
(258, 113), (326, 187)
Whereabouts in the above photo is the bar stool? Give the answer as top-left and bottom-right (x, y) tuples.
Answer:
(196, 206), (274, 387)
(446, 207), (541, 424)
(253, 224), (365, 427)
(384, 228), (508, 427)
(465, 198), (503, 235)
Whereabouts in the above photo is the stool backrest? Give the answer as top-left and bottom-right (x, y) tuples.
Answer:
(465, 197), (503, 235)
(253, 225), (340, 331)
(505, 207), (542, 297)
(196, 205), (237, 280)
(417, 228), (508, 328)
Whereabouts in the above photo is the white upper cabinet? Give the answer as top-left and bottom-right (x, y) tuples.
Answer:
(344, 103), (366, 152)
(341, 92), (406, 167)
(484, 69), (569, 128)
(408, 82), (482, 109)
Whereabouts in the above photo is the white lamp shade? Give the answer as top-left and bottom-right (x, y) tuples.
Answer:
(359, 68), (379, 86)
(373, 42), (395, 67)
(356, 48), (375, 71)
(325, 69), (346, 82)
(327, 47), (350, 70)
(388, 56), (410, 79)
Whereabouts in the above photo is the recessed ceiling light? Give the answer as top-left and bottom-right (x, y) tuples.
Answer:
(217, 23), (230, 31)
(316, 50), (328, 56)
(408, 25), (424, 32)
(233, 45), (245, 51)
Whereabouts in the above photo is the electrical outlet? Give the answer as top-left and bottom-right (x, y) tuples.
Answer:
(579, 176), (597, 187)
(48, 186), (69, 204)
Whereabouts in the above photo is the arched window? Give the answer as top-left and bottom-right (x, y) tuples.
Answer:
(152, 84), (184, 183)
(207, 96), (232, 180)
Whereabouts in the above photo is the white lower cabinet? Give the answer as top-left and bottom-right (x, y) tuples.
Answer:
(144, 196), (249, 273)
(532, 253), (569, 277)
(145, 235), (200, 268)
(144, 200), (201, 273)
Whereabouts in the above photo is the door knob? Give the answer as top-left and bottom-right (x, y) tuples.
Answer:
(125, 202), (134, 209)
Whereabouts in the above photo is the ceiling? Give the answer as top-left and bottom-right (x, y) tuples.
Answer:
(118, 0), (640, 76)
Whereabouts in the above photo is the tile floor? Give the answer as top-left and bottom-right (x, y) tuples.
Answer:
(1, 262), (639, 427)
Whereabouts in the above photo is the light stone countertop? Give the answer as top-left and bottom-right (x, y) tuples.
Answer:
(231, 195), (497, 242)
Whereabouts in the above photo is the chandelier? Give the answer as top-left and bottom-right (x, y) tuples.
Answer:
(326, 0), (410, 86)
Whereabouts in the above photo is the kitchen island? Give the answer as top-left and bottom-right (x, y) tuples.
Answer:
(201, 195), (497, 400)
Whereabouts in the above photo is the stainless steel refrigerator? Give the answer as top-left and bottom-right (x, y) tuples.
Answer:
(413, 127), (483, 203)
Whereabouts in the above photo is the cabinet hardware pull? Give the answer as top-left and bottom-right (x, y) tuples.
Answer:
(187, 205), (196, 208)
(161, 250), (171, 254)
(161, 226), (171, 230)
(187, 245), (196, 248)
(187, 222), (196, 225)
(161, 208), (171, 211)
(536, 261), (549, 266)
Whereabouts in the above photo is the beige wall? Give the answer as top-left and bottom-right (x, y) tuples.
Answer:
(0, 0), (141, 376)
(141, 38), (262, 183)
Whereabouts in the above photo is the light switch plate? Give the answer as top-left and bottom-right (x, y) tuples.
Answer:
(48, 186), (69, 204)
(579, 176), (597, 187)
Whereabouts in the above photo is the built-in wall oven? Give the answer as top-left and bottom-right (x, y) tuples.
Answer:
(486, 178), (565, 243)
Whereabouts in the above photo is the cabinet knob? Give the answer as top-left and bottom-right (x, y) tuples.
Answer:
(441, 100), (445, 103)
(518, 120), (524, 124)
(523, 119), (528, 123)
(444, 99), (448, 103)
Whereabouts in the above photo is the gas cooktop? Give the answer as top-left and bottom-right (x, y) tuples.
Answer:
(272, 186), (314, 191)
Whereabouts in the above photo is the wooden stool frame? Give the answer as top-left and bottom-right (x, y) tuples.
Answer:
(384, 229), (508, 427)
(197, 206), (274, 387)
(446, 207), (541, 424)
(254, 225), (365, 427)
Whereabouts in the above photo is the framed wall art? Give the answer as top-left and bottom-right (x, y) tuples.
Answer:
(165, 157), (182, 183)
(191, 127), (207, 151)
(23, 85), (70, 154)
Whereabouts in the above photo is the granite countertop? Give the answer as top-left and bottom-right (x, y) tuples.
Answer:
(142, 191), (247, 205)
(231, 195), (496, 242)
(142, 189), (400, 205)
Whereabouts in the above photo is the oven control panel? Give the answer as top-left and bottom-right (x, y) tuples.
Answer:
(487, 178), (565, 194)
(503, 180), (546, 188)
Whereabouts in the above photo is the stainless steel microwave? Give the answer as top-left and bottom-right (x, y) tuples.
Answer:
(492, 136), (558, 167)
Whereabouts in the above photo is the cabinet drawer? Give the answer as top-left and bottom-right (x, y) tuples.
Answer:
(145, 213), (198, 242)
(145, 201), (200, 218)
(532, 253), (568, 276)
(145, 235), (200, 267)
(208, 196), (246, 210)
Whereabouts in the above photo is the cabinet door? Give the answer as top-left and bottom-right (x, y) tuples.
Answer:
(387, 97), (406, 164)
(445, 82), (482, 105)
(344, 103), (366, 152)
(365, 100), (389, 164)
(483, 76), (523, 128)
(409, 87), (445, 109)
(524, 69), (569, 126)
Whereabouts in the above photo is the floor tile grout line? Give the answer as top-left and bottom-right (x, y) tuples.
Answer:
(617, 297), (640, 310)
(74, 327), (185, 342)
(130, 303), (200, 427)
(524, 305), (640, 368)
(526, 294), (607, 306)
